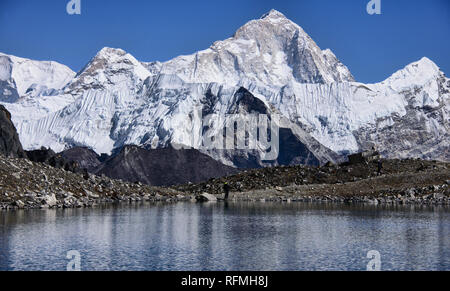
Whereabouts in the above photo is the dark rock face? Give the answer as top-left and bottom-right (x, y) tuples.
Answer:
(0, 105), (24, 158)
(0, 55), (20, 103)
(25, 147), (57, 164)
(275, 128), (321, 166)
(229, 87), (268, 114)
(94, 146), (239, 186)
(26, 147), (80, 173)
(220, 128), (321, 168)
(0, 80), (20, 103)
(21, 145), (239, 187)
(60, 147), (101, 172)
(201, 88), (220, 117)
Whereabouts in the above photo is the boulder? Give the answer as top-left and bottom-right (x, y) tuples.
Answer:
(14, 200), (25, 208)
(84, 189), (99, 199)
(433, 193), (444, 199)
(42, 194), (57, 207)
(196, 193), (217, 202)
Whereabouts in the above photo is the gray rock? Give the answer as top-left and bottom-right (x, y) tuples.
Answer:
(196, 193), (217, 202)
(84, 189), (99, 199)
(14, 200), (25, 208)
(433, 193), (445, 199)
(406, 189), (416, 199)
(42, 194), (57, 207)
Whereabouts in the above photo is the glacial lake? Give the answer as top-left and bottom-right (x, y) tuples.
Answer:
(0, 202), (449, 271)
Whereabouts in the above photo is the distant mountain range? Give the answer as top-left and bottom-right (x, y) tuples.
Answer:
(1, 9), (449, 169)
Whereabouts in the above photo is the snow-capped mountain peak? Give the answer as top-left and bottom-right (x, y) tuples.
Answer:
(65, 47), (151, 94)
(1, 9), (448, 164)
(160, 9), (354, 87)
(233, 9), (306, 41)
(0, 52), (75, 102)
(95, 47), (127, 59)
(383, 57), (443, 89)
(77, 47), (149, 79)
(260, 9), (286, 20)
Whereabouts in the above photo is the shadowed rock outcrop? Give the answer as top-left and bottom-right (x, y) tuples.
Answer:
(60, 147), (102, 172)
(94, 145), (239, 186)
(0, 105), (24, 158)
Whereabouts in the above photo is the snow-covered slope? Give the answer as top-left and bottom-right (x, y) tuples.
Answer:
(0, 52), (76, 120)
(1, 9), (449, 164)
(0, 52), (75, 102)
(13, 47), (153, 154)
(267, 57), (449, 154)
(354, 58), (450, 161)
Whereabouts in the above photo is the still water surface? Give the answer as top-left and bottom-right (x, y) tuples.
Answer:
(0, 202), (449, 270)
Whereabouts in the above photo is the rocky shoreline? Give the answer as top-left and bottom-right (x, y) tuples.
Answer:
(178, 159), (450, 206)
(219, 180), (450, 206)
(1, 154), (449, 210)
(0, 155), (189, 210)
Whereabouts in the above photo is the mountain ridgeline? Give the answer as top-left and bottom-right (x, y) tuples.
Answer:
(0, 9), (448, 175)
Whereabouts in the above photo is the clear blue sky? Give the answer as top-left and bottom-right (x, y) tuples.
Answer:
(0, 0), (449, 83)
